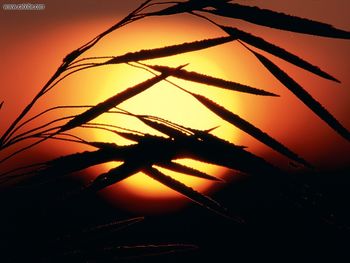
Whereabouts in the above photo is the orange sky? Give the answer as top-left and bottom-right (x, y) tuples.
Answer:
(1, 1), (349, 212)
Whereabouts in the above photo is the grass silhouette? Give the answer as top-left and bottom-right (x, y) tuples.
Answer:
(0, 0), (349, 261)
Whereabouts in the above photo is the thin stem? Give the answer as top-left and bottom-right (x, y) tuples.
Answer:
(189, 11), (222, 28)
(42, 64), (104, 95)
(0, 1), (151, 146)
(2, 108), (124, 152)
(64, 62), (100, 71)
(80, 124), (120, 136)
(3, 105), (94, 146)
(36, 134), (85, 145)
(60, 133), (85, 142)
(0, 64), (66, 145)
(144, 115), (194, 135)
(68, 56), (116, 68)
(86, 122), (146, 135)
(3, 116), (75, 149)
(0, 136), (52, 165)
(138, 1), (181, 14)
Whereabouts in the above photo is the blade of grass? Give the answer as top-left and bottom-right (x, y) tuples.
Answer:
(220, 25), (340, 82)
(145, 63), (279, 96)
(173, 85), (311, 167)
(146, 0), (229, 16)
(243, 43), (350, 141)
(141, 114), (195, 135)
(143, 166), (242, 221)
(182, 134), (280, 176)
(86, 162), (141, 192)
(118, 109), (192, 138)
(58, 67), (183, 133)
(208, 3), (350, 39)
(138, 117), (190, 138)
(32, 146), (128, 183)
(114, 131), (166, 143)
(156, 161), (224, 182)
(106, 36), (236, 64)
(114, 131), (145, 142)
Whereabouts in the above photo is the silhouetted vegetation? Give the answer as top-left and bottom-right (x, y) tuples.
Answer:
(1, 0), (349, 261)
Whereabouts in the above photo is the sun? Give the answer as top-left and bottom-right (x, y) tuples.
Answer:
(91, 56), (240, 199)
(61, 16), (244, 210)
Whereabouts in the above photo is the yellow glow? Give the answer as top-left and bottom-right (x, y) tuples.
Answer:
(69, 17), (243, 199)
(92, 53), (240, 198)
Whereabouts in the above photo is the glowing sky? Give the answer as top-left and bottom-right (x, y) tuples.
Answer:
(1, 1), (349, 212)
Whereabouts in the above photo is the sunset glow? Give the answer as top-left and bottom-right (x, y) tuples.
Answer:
(2, 2), (350, 262)
(1, 1), (349, 213)
(84, 19), (246, 203)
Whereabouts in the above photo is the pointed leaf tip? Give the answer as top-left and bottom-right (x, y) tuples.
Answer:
(144, 166), (232, 218)
(58, 72), (171, 133)
(147, 64), (279, 96)
(180, 87), (312, 167)
(248, 48), (350, 142)
(157, 161), (224, 182)
(221, 25), (340, 82)
(107, 36), (235, 64)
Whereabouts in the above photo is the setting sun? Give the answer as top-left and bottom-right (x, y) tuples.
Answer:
(74, 18), (246, 206)
(92, 55), (241, 199)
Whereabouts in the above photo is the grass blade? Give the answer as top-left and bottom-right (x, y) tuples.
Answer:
(28, 146), (128, 185)
(157, 161), (224, 182)
(114, 131), (145, 142)
(209, 3), (350, 39)
(220, 26), (339, 82)
(87, 162), (140, 192)
(246, 46), (350, 141)
(120, 111), (191, 138)
(106, 36), (236, 64)
(143, 166), (237, 219)
(146, 64), (278, 96)
(148, 0), (230, 16)
(138, 117), (189, 138)
(179, 88), (311, 167)
(58, 71), (176, 133)
(114, 131), (167, 143)
(85, 141), (120, 149)
(183, 135), (280, 176)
